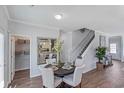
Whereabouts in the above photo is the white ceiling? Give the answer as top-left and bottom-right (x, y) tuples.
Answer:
(7, 5), (124, 34)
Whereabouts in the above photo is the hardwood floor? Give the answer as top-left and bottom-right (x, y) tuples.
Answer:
(10, 60), (124, 88)
(10, 69), (43, 88)
(81, 60), (124, 88)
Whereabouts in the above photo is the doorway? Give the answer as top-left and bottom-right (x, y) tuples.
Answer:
(109, 36), (122, 61)
(0, 33), (4, 88)
(10, 35), (30, 83)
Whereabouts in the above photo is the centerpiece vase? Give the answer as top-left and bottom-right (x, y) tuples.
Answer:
(57, 52), (63, 68)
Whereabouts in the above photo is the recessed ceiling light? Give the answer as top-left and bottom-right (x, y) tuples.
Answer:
(54, 14), (62, 20)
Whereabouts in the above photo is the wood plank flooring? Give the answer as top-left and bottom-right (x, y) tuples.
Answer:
(10, 60), (124, 88)
(10, 69), (43, 88)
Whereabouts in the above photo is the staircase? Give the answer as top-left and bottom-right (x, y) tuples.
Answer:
(70, 28), (95, 63)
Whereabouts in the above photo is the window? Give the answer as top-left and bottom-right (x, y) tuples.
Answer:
(110, 43), (116, 54)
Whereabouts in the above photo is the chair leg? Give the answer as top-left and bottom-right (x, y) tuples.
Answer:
(79, 83), (81, 88)
(60, 82), (65, 88)
(75, 83), (81, 88)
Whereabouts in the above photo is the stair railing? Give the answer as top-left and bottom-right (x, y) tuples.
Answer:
(70, 30), (95, 62)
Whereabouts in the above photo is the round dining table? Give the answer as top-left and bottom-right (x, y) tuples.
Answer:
(54, 67), (75, 77)
(44, 64), (75, 87)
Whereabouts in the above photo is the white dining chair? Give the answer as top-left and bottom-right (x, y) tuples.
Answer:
(41, 68), (62, 88)
(75, 58), (84, 67)
(63, 65), (85, 88)
(46, 53), (56, 64)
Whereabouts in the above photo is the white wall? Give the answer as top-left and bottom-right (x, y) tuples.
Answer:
(61, 31), (72, 62)
(9, 21), (59, 77)
(0, 6), (9, 87)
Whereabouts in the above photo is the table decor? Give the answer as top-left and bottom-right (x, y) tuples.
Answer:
(62, 66), (73, 70)
(53, 31), (63, 66)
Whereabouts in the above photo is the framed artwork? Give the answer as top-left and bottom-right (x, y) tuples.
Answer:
(37, 37), (56, 65)
(99, 35), (106, 47)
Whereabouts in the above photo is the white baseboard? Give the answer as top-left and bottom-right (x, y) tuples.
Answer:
(0, 81), (4, 88)
(5, 81), (10, 88)
(30, 72), (41, 78)
(83, 66), (96, 74)
(15, 68), (30, 72)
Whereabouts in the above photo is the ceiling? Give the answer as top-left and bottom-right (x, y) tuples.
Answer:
(7, 5), (124, 35)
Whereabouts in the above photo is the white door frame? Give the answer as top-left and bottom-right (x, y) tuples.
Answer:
(9, 34), (31, 83)
(8, 35), (15, 83)
(11, 37), (15, 81)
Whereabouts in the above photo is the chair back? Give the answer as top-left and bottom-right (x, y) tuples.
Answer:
(41, 68), (54, 88)
(73, 65), (85, 86)
(49, 53), (53, 59)
(75, 58), (84, 67)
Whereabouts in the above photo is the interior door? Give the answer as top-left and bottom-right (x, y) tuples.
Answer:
(0, 33), (4, 88)
(109, 36), (122, 60)
(11, 37), (15, 81)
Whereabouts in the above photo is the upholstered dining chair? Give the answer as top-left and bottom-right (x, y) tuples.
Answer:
(63, 65), (85, 88)
(41, 68), (62, 88)
(75, 58), (84, 67)
(46, 53), (56, 64)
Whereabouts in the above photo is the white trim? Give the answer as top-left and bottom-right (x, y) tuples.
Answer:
(0, 23), (6, 32)
(8, 17), (113, 36)
(9, 33), (31, 78)
(30, 72), (41, 78)
(4, 81), (10, 88)
(8, 34), (12, 86)
(95, 30), (112, 36)
(3, 6), (10, 20)
(15, 68), (30, 72)
(0, 27), (4, 32)
(0, 81), (4, 88)
(9, 18), (59, 31)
